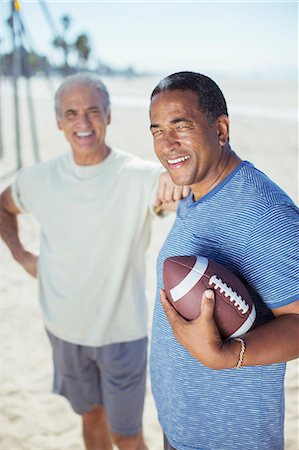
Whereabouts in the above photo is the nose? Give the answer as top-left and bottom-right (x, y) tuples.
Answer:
(77, 112), (91, 127)
(162, 129), (180, 152)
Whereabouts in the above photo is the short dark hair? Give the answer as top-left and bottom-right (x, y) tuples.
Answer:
(151, 71), (228, 124)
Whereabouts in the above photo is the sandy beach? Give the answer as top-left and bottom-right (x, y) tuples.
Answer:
(1, 74), (298, 450)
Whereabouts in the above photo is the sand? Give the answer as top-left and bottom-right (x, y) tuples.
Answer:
(0, 74), (298, 449)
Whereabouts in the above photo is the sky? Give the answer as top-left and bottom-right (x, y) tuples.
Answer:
(1, 0), (298, 78)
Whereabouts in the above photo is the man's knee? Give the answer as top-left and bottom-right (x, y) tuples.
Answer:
(83, 406), (102, 423)
(82, 406), (110, 432)
(82, 407), (113, 450)
(111, 431), (148, 450)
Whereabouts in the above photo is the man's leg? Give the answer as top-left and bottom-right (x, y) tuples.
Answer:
(82, 406), (113, 450)
(46, 330), (113, 450)
(99, 338), (149, 450)
(82, 406), (147, 450)
(111, 431), (148, 450)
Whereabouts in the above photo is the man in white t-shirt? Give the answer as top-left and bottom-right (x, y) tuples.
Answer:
(0, 73), (188, 450)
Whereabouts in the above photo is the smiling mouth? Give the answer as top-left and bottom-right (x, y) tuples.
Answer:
(167, 155), (190, 165)
(75, 131), (94, 138)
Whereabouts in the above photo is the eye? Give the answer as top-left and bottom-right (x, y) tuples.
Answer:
(176, 124), (191, 131)
(89, 108), (100, 115)
(152, 129), (163, 137)
(65, 111), (76, 119)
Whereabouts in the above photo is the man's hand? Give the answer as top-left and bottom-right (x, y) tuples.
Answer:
(160, 289), (239, 369)
(154, 172), (190, 213)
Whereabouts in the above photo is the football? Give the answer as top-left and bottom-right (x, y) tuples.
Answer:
(163, 255), (256, 339)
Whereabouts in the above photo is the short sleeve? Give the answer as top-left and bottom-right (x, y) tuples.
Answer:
(133, 159), (164, 217)
(11, 165), (43, 214)
(11, 169), (31, 213)
(242, 203), (299, 309)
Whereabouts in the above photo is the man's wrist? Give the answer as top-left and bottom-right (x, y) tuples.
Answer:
(221, 338), (247, 369)
(233, 338), (246, 368)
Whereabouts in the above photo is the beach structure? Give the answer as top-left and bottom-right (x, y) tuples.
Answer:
(1, 0), (66, 177)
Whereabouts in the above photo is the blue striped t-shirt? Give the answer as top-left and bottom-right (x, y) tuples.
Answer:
(150, 161), (299, 450)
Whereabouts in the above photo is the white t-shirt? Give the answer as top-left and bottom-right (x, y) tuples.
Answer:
(12, 148), (162, 346)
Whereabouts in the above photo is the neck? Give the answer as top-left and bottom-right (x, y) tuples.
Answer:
(193, 147), (242, 202)
(72, 145), (111, 166)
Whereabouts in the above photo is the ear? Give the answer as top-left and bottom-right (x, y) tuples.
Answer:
(216, 115), (229, 146)
(106, 110), (111, 125)
(56, 115), (63, 130)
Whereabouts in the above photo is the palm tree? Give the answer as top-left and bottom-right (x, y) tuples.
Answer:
(74, 34), (91, 68)
(61, 15), (71, 33)
(52, 14), (72, 72)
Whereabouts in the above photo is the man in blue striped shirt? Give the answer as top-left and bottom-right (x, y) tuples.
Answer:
(149, 71), (299, 450)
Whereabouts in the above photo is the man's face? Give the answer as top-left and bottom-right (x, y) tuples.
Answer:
(150, 89), (227, 199)
(56, 84), (110, 164)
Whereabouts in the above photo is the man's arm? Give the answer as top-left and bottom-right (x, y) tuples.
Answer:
(0, 187), (38, 277)
(154, 171), (190, 213)
(160, 289), (299, 369)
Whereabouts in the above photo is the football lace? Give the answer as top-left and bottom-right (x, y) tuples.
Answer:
(208, 275), (249, 314)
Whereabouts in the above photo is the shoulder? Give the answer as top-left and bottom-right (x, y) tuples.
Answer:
(237, 161), (295, 207)
(16, 154), (68, 180)
(112, 148), (162, 178)
(242, 163), (298, 226)
(240, 163), (299, 251)
(12, 154), (69, 205)
(222, 162), (298, 230)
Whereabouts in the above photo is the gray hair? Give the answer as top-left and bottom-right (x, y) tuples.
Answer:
(55, 72), (110, 117)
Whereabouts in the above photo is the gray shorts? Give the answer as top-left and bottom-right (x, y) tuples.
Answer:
(46, 330), (147, 436)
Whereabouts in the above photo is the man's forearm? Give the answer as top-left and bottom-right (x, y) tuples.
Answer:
(161, 289), (299, 370)
(241, 313), (299, 367)
(0, 209), (26, 262)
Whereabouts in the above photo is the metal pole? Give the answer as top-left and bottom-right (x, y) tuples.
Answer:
(10, 0), (22, 169)
(17, 12), (40, 163)
(0, 51), (4, 160)
(25, 76), (40, 162)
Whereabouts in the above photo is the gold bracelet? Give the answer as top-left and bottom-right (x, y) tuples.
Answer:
(234, 337), (246, 369)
